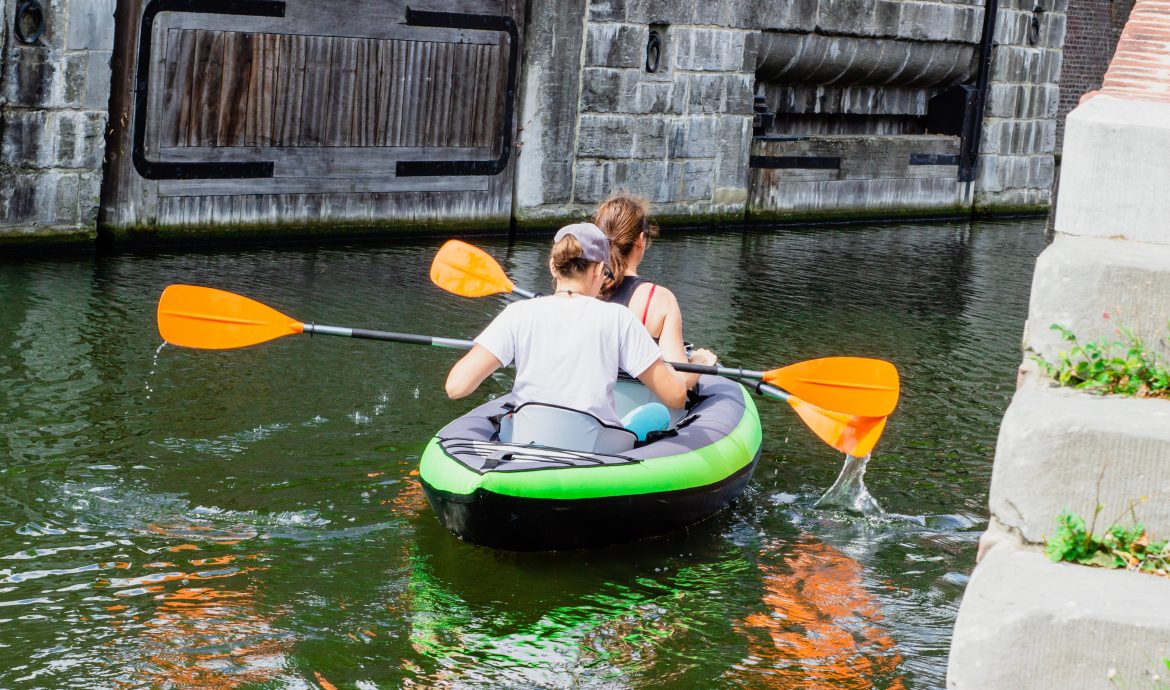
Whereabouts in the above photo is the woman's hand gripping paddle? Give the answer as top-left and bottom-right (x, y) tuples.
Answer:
(429, 241), (899, 456)
(157, 284), (888, 458)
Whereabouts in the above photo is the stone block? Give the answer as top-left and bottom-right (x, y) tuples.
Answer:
(672, 28), (746, 73)
(66, 0), (116, 50)
(573, 160), (618, 204)
(739, 0), (818, 31)
(62, 53), (88, 107)
(816, 0), (878, 37)
(693, 0), (731, 25)
(990, 45), (1063, 85)
(948, 537), (1170, 689)
(667, 115), (718, 158)
(985, 83), (1059, 120)
(54, 111), (107, 169)
(1055, 97), (1170, 245)
(724, 73), (754, 114)
(974, 154), (1030, 193)
(626, 0), (696, 24)
(681, 159), (715, 201)
(631, 117), (667, 158)
(585, 24), (645, 69)
(897, 1), (981, 43)
(714, 116), (751, 190)
(981, 119), (1058, 156)
(52, 174), (80, 225)
(989, 383), (1170, 544)
(0, 174), (39, 226)
(85, 50), (113, 110)
(2, 110), (49, 167)
(79, 171), (102, 224)
(685, 74), (727, 114)
(2, 47), (54, 107)
(633, 80), (684, 114)
(1024, 234), (1170, 363)
(972, 185), (1050, 213)
(614, 160), (680, 203)
(576, 114), (634, 158)
(588, 0), (627, 21)
(580, 67), (637, 113)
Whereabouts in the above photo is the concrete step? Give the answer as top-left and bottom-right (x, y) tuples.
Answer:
(948, 533), (1170, 689)
(1026, 233), (1170, 363)
(990, 381), (1170, 544)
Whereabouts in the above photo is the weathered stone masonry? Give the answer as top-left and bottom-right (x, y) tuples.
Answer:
(0, 0), (1120, 247)
(0, 0), (115, 247)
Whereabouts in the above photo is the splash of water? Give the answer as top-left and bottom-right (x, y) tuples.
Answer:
(815, 453), (884, 515)
(144, 342), (167, 399)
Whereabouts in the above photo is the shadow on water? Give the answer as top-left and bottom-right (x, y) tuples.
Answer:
(0, 220), (1046, 688)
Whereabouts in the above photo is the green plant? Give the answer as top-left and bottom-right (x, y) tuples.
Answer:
(1045, 506), (1170, 576)
(1033, 324), (1170, 398)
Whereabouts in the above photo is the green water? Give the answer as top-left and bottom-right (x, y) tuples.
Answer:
(0, 219), (1047, 689)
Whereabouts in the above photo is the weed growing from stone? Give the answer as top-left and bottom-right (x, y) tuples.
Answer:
(1033, 324), (1170, 398)
(1045, 505), (1170, 577)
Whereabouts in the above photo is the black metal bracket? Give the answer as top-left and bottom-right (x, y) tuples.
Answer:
(395, 8), (520, 177)
(910, 153), (960, 166)
(749, 155), (841, 170)
(132, 0), (285, 180)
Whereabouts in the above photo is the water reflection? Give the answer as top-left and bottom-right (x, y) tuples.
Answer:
(733, 535), (906, 689)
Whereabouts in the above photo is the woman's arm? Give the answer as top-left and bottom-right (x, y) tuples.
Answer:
(636, 358), (688, 409)
(653, 288), (715, 389)
(445, 345), (504, 399)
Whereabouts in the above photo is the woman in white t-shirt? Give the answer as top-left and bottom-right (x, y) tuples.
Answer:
(445, 223), (687, 435)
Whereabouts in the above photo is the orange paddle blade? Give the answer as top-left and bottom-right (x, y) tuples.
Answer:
(765, 357), (899, 418)
(430, 240), (515, 298)
(157, 284), (303, 349)
(788, 397), (888, 457)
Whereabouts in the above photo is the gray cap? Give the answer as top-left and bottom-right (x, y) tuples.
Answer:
(554, 222), (611, 265)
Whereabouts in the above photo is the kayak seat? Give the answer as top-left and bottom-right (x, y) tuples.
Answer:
(504, 402), (637, 453)
(614, 379), (685, 426)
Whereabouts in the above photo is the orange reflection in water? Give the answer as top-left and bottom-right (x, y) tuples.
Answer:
(734, 538), (906, 689)
(101, 550), (294, 689)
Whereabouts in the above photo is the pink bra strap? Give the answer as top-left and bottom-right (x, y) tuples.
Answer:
(641, 284), (656, 325)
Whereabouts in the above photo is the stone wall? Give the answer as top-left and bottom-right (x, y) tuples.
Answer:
(973, 0), (1067, 214)
(1056, 0), (1135, 147)
(514, 0), (758, 226)
(0, 0), (115, 248)
(949, 2), (1170, 685)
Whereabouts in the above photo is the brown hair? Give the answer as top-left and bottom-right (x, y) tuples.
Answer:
(593, 192), (659, 298)
(549, 232), (594, 280)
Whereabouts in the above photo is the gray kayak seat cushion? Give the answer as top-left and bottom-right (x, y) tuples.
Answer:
(503, 402), (638, 453)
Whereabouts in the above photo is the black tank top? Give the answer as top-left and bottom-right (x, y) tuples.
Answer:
(606, 275), (650, 308)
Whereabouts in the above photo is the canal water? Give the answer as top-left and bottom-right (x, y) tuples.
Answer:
(0, 218), (1046, 689)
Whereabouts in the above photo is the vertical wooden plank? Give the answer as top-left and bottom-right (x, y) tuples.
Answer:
(219, 32), (253, 146)
(373, 40), (390, 146)
(159, 28), (180, 148)
(244, 32), (262, 146)
(468, 43), (487, 148)
(363, 39), (380, 147)
(328, 38), (358, 147)
(278, 34), (308, 146)
(392, 39), (412, 147)
(260, 33), (280, 146)
(300, 35), (332, 146)
(350, 39), (366, 147)
(192, 31), (225, 147)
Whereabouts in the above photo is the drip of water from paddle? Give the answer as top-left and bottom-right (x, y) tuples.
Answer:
(144, 342), (167, 399)
(815, 453), (884, 515)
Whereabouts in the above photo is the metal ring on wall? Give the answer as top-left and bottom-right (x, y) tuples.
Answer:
(1028, 6), (1044, 45)
(646, 30), (661, 73)
(14, 0), (45, 44)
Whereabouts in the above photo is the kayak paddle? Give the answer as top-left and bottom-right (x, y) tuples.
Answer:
(156, 284), (885, 456)
(430, 239), (900, 418)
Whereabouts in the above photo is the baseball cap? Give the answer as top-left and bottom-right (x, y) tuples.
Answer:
(554, 222), (611, 267)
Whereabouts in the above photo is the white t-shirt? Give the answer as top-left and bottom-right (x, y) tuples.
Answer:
(474, 295), (662, 425)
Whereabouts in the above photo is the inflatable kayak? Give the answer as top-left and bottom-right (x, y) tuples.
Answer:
(418, 375), (763, 550)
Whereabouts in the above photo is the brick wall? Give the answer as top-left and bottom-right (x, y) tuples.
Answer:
(1055, 0), (1135, 147)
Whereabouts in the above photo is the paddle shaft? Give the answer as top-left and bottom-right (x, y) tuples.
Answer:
(303, 324), (777, 389)
(303, 323), (473, 349)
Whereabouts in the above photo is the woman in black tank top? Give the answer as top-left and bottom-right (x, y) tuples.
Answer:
(594, 194), (716, 390)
